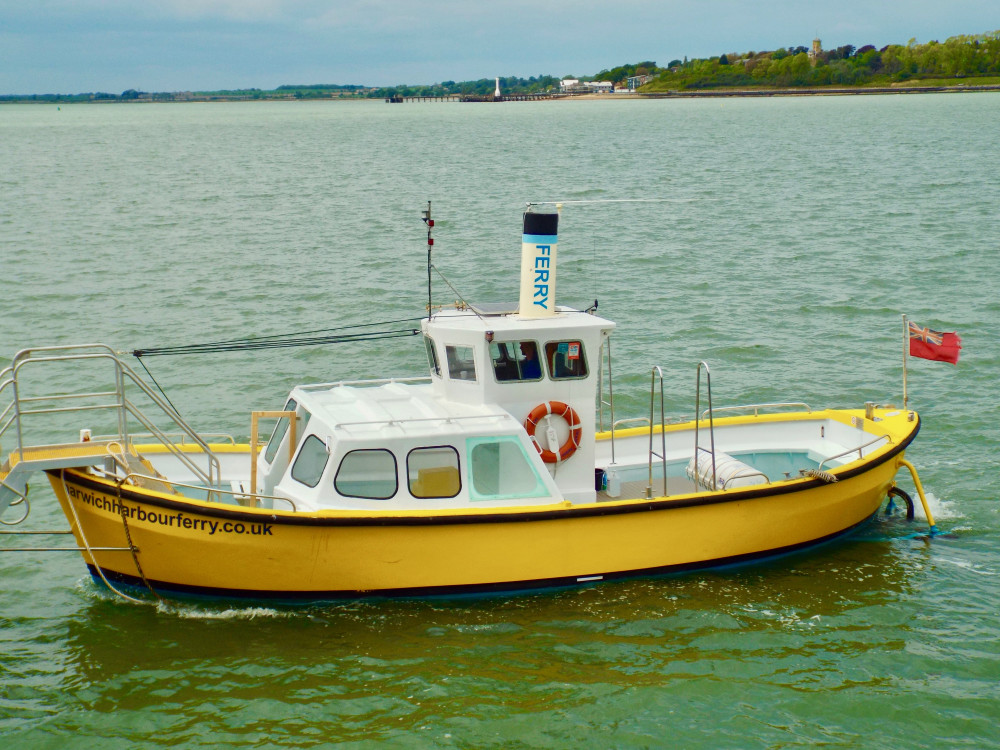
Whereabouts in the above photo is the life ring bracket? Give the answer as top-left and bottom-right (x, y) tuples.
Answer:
(524, 401), (583, 464)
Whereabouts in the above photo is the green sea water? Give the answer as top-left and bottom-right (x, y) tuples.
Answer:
(1, 95), (999, 747)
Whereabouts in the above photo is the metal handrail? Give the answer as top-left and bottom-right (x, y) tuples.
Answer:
(693, 361), (717, 491)
(94, 432), (238, 446)
(701, 402), (813, 419)
(333, 411), (513, 430)
(598, 337), (615, 434)
(817, 434), (892, 471)
(612, 417), (650, 431)
(647, 366), (667, 498)
(89, 467), (298, 512)
(298, 375), (432, 392)
(0, 345), (221, 491)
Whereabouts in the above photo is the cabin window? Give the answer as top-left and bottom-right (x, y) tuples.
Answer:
(424, 336), (441, 377)
(490, 340), (543, 382)
(467, 437), (549, 501)
(545, 340), (588, 379)
(290, 435), (329, 488)
(408, 446), (461, 498)
(264, 399), (297, 463)
(335, 449), (398, 500)
(445, 345), (477, 382)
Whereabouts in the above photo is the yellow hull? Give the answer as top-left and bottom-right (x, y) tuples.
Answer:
(47, 436), (913, 599)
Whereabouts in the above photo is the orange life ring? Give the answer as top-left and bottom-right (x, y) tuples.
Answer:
(524, 401), (582, 463)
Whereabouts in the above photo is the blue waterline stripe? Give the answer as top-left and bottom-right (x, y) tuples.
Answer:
(522, 234), (558, 244)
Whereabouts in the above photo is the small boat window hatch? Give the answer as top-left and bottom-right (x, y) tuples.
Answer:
(545, 340), (588, 379)
(491, 340), (543, 382)
(264, 399), (297, 463)
(467, 437), (550, 501)
(408, 446), (461, 498)
(445, 345), (477, 382)
(334, 449), (398, 500)
(290, 435), (329, 488)
(424, 336), (441, 377)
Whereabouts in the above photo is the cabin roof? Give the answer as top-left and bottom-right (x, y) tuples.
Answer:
(425, 305), (615, 336)
(292, 381), (520, 440)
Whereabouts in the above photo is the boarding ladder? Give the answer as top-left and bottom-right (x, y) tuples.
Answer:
(0, 345), (220, 523)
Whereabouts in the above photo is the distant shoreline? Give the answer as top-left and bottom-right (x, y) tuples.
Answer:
(572, 83), (1000, 100)
(4, 83), (999, 104)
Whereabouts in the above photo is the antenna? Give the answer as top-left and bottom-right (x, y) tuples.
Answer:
(422, 201), (434, 314)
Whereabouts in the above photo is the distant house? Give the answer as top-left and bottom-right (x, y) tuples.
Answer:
(626, 74), (654, 91)
(560, 79), (614, 94)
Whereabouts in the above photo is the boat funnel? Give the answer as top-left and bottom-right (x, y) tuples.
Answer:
(518, 210), (559, 318)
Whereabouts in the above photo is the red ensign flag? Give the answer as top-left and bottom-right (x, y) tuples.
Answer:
(908, 321), (962, 364)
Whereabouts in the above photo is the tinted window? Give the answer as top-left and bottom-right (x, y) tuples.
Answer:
(335, 450), (398, 500)
(545, 340), (588, 379)
(290, 435), (328, 488)
(490, 340), (543, 382)
(408, 446), (461, 498)
(445, 345), (477, 381)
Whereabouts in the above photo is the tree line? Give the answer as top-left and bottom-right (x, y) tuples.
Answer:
(640, 30), (1000, 91)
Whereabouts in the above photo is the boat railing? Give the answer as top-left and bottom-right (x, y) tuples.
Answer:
(647, 367), (667, 498)
(332, 411), (514, 431)
(693, 361), (718, 491)
(598, 337), (615, 435)
(701, 402), (813, 419)
(88, 465), (298, 512)
(612, 417), (651, 431)
(817, 434), (892, 471)
(0, 345), (221, 490)
(298, 376), (433, 392)
(95, 432), (238, 446)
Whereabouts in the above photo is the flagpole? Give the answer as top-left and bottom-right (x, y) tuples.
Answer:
(902, 313), (909, 409)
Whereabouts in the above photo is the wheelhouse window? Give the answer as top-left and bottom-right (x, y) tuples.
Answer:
(545, 340), (588, 379)
(408, 446), (461, 498)
(334, 449), (398, 500)
(467, 437), (549, 501)
(290, 435), (329, 488)
(490, 340), (543, 382)
(424, 336), (441, 377)
(445, 345), (477, 382)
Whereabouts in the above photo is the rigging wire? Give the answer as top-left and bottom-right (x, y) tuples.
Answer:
(129, 316), (423, 416)
(134, 355), (184, 419)
(132, 317), (423, 358)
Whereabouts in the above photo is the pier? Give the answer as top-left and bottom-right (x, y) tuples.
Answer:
(386, 93), (558, 103)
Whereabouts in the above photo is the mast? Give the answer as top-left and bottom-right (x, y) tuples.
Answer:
(422, 201), (434, 314)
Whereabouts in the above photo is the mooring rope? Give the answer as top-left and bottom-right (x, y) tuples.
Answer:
(60, 469), (149, 606)
(115, 477), (165, 607)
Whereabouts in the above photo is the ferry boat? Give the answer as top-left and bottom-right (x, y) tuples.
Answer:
(0, 207), (933, 601)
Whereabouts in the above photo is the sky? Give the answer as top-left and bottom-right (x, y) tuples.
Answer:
(1, 1), (997, 94)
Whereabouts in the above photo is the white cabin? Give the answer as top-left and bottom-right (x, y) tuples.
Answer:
(254, 209), (616, 512)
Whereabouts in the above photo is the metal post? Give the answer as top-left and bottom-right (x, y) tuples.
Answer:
(694, 361), (717, 491)
(902, 313), (909, 409)
(423, 201), (434, 314)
